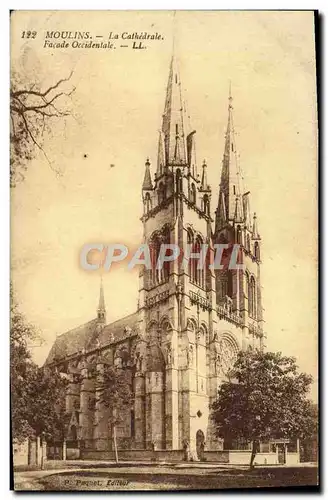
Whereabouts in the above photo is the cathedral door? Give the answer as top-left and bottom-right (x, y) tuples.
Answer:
(196, 430), (205, 461)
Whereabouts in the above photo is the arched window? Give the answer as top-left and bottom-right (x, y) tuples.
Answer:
(195, 236), (205, 289)
(254, 241), (260, 260)
(145, 192), (152, 213)
(246, 234), (251, 252)
(236, 225), (242, 245)
(194, 236), (201, 287)
(162, 226), (170, 282)
(149, 228), (170, 286)
(203, 194), (210, 215)
(246, 271), (250, 289)
(248, 275), (256, 318)
(190, 183), (196, 204)
(150, 233), (162, 285)
(187, 229), (194, 281)
(176, 169), (183, 194)
(248, 274), (252, 317)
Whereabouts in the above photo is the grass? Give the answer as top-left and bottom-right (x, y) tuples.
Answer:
(17, 465), (319, 491)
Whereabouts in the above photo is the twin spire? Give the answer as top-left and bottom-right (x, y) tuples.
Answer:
(162, 52), (187, 165)
(216, 88), (243, 228)
(142, 47), (198, 192)
(215, 88), (259, 238)
(141, 46), (260, 240)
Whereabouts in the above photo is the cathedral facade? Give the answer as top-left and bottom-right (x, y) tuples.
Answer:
(45, 52), (264, 459)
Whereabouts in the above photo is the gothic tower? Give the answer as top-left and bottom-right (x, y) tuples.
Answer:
(135, 51), (217, 454)
(213, 90), (264, 351)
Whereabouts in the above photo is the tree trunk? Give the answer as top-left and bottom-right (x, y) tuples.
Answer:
(62, 438), (67, 461)
(250, 440), (258, 469)
(113, 424), (118, 464)
(40, 437), (44, 470)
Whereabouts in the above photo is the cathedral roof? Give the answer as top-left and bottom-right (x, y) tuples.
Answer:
(45, 311), (138, 365)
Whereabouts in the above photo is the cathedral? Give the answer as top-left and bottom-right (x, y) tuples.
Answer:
(45, 51), (264, 460)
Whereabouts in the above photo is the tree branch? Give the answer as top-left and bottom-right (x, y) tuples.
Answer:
(11, 71), (73, 99)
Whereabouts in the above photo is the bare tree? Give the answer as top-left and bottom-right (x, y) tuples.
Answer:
(10, 70), (75, 186)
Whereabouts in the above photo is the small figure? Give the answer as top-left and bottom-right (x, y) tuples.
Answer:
(166, 345), (173, 365)
(124, 326), (132, 335)
(183, 440), (191, 461)
(187, 345), (194, 366)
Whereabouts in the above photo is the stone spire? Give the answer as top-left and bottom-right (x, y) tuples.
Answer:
(215, 87), (243, 232)
(161, 51), (188, 166)
(200, 159), (210, 191)
(97, 276), (106, 322)
(252, 212), (260, 239)
(142, 158), (153, 191)
(234, 195), (243, 223)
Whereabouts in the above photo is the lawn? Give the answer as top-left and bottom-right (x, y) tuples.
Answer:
(20, 465), (319, 491)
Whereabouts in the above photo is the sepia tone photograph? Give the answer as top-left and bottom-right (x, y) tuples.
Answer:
(10, 10), (318, 491)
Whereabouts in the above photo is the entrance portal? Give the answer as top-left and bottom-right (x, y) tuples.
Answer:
(196, 430), (205, 461)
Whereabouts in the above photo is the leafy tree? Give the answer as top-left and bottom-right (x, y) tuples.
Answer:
(10, 285), (68, 445)
(24, 366), (68, 440)
(10, 69), (75, 186)
(211, 349), (315, 468)
(96, 363), (133, 462)
(10, 284), (39, 442)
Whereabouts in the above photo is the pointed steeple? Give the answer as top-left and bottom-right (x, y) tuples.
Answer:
(252, 212), (260, 240)
(215, 87), (243, 231)
(142, 158), (153, 191)
(200, 159), (210, 191)
(234, 195), (243, 222)
(97, 276), (106, 322)
(161, 51), (188, 166)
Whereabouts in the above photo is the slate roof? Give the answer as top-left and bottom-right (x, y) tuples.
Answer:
(45, 312), (138, 365)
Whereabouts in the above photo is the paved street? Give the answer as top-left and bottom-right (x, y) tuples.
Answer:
(14, 463), (319, 491)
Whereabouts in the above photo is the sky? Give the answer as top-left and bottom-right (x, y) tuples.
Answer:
(11, 11), (317, 399)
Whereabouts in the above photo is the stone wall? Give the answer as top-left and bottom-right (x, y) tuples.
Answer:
(81, 449), (185, 462)
(13, 439), (29, 466)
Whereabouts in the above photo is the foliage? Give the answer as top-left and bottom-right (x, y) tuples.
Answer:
(10, 70), (75, 186)
(97, 364), (133, 425)
(10, 284), (37, 442)
(10, 284), (68, 443)
(211, 349), (316, 467)
(24, 366), (68, 439)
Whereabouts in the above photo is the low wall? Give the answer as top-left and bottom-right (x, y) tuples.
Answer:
(13, 439), (29, 466)
(72, 448), (299, 465)
(80, 449), (185, 462)
(203, 451), (229, 463)
(286, 452), (300, 466)
(229, 451), (278, 465)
